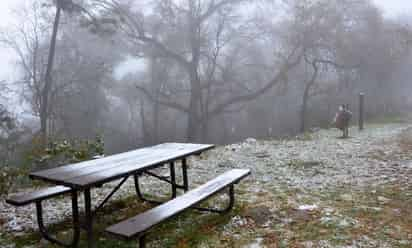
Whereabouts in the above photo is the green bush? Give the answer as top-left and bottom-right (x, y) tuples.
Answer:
(29, 135), (105, 169)
(0, 136), (105, 195)
(0, 165), (27, 196)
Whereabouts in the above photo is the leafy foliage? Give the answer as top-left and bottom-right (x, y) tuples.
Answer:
(0, 135), (104, 195)
(0, 104), (16, 136)
(0, 104), (26, 168)
(29, 135), (104, 169)
(0, 166), (24, 196)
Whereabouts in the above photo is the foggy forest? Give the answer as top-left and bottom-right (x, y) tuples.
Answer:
(1, 0), (411, 156)
(1, 0), (412, 247)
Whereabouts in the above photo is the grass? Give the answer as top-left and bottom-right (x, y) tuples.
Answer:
(285, 159), (324, 169)
(297, 132), (314, 141)
(2, 191), (245, 248)
(256, 183), (412, 248)
(366, 113), (409, 125)
(4, 189), (412, 247)
(398, 127), (412, 152)
(4, 120), (412, 247)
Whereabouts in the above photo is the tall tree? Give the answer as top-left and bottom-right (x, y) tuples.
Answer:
(39, 0), (65, 143)
(96, 0), (302, 141)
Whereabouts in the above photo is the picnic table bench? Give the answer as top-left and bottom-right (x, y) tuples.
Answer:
(6, 143), (250, 248)
(106, 169), (250, 247)
(6, 186), (71, 206)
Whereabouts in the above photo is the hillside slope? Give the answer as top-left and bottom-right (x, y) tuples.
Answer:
(2, 123), (412, 247)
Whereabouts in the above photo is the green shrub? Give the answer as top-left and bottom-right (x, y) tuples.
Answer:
(0, 136), (105, 194)
(0, 165), (27, 195)
(29, 135), (105, 169)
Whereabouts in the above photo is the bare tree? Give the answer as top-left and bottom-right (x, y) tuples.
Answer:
(94, 0), (303, 141)
(0, 1), (48, 135)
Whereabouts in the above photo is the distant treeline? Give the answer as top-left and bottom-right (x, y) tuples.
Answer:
(1, 0), (412, 165)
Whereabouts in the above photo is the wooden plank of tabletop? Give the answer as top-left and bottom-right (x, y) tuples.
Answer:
(31, 147), (154, 178)
(66, 143), (214, 188)
(30, 143), (208, 179)
(30, 143), (214, 188)
(35, 147), (174, 182)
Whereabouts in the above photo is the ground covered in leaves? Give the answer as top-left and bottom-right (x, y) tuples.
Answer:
(1, 122), (412, 247)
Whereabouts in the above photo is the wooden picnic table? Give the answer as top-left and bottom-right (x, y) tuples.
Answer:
(27, 142), (215, 248)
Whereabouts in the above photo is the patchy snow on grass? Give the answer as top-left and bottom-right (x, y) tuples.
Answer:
(2, 123), (412, 247)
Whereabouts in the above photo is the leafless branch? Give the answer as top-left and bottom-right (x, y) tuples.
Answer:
(135, 85), (190, 114)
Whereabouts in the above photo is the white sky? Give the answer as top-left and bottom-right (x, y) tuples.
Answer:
(373, 0), (412, 17)
(0, 0), (25, 82)
(0, 0), (411, 81)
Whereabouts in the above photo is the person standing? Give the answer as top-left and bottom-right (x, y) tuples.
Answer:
(333, 104), (352, 138)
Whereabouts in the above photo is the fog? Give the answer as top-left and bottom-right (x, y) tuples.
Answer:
(1, 0), (412, 162)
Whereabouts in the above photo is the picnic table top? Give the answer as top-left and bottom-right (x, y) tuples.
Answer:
(30, 143), (214, 189)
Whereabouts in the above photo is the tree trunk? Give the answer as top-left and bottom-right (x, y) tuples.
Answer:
(40, 5), (61, 144)
(300, 60), (318, 133)
(200, 116), (209, 143)
(152, 99), (160, 144)
(187, 85), (200, 141)
(140, 100), (151, 145)
(150, 57), (161, 145)
(187, 13), (202, 142)
(300, 92), (309, 133)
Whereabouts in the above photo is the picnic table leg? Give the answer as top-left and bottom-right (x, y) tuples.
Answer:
(133, 173), (157, 204)
(139, 235), (146, 248)
(134, 173), (164, 204)
(134, 173), (144, 200)
(84, 188), (94, 248)
(226, 185), (235, 212)
(170, 162), (177, 198)
(182, 158), (189, 192)
(134, 172), (174, 203)
(191, 185), (235, 214)
(35, 190), (80, 247)
(93, 176), (129, 216)
(134, 161), (188, 203)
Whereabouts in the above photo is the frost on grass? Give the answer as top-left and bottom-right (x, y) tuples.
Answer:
(1, 123), (412, 247)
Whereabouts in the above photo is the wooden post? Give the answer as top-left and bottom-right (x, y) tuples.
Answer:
(359, 93), (364, 131)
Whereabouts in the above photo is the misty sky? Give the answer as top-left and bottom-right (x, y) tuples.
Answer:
(0, 0), (412, 81)
(373, 0), (412, 17)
